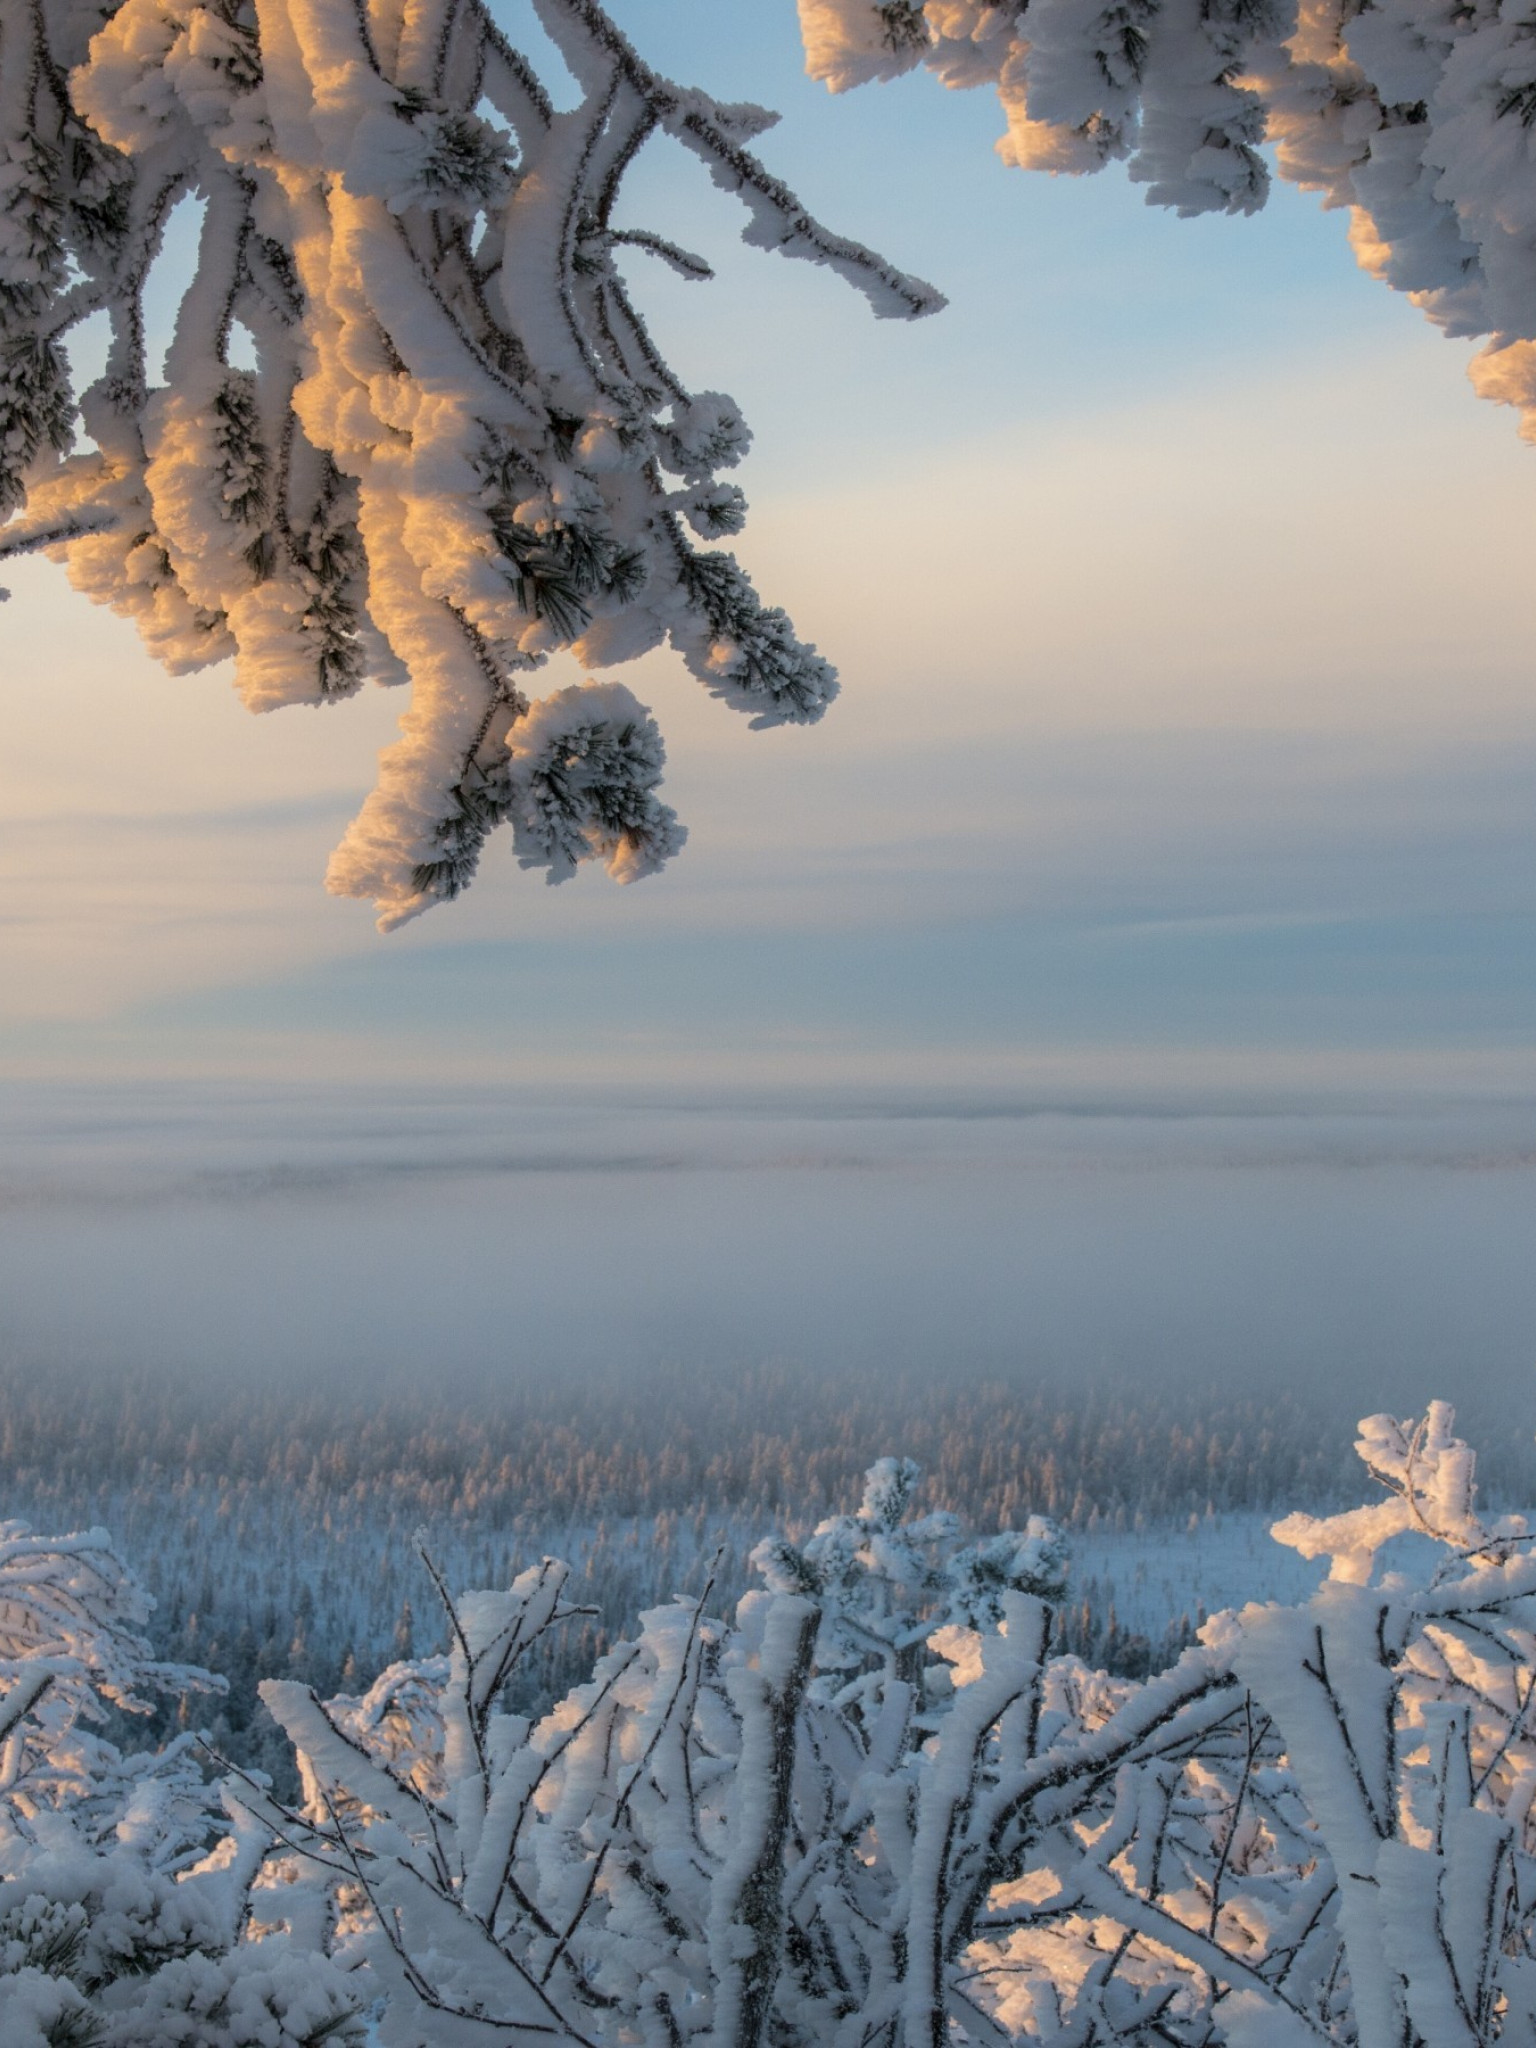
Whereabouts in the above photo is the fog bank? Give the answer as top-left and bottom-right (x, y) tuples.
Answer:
(2, 1082), (1533, 1446)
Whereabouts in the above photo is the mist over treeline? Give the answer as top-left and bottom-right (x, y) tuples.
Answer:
(6, 1096), (1536, 1496)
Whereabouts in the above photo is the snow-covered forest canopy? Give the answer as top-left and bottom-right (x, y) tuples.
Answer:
(8, 1400), (1536, 2046)
(1, 0), (1534, 925)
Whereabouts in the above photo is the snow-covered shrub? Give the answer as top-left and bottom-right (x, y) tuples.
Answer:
(0, 1519), (216, 1818)
(240, 1405), (1536, 2046)
(9, 1404), (1536, 2044)
(0, 1521), (360, 2046)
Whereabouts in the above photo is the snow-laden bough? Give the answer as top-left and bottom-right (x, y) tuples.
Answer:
(4, 0), (1536, 925)
(805, 0), (1536, 453)
(0, 0), (942, 928)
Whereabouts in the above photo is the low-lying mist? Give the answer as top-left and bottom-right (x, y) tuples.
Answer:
(2, 1082), (1534, 1437)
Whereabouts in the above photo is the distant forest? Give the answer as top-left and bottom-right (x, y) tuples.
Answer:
(2, 1359), (1524, 1791)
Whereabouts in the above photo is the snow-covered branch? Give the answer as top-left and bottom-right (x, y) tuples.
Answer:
(0, 1518), (359, 2046)
(801, 0), (1536, 443)
(0, 0), (941, 927)
(5, 0), (1533, 925)
(250, 1407), (1536, 2044)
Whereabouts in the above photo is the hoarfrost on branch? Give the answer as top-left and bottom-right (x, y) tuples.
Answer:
(2, 0), (1534, 921)
(0, 0), (941, 928)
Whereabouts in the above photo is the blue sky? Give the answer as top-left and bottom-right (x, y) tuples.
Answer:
(3, 0), (1534, 1105)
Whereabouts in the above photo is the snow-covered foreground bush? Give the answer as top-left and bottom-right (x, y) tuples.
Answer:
(0, 1522), (361, 2045)
(6, 1405), (1536, 2044)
